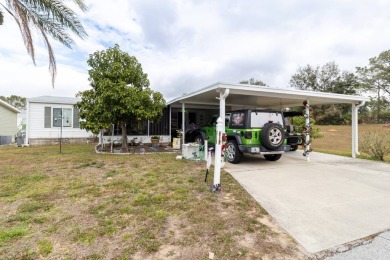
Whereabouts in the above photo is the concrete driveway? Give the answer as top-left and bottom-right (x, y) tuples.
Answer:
(224, 151), (390, 254)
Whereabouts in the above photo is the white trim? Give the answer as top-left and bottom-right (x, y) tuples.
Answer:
(167, 82), (369, 106)
(25, 101), (30, 144)
(0, 99), (21, 113)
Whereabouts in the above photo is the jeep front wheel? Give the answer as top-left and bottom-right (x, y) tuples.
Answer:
(226, 140), (242, 164)
(261, 123), (285, 150)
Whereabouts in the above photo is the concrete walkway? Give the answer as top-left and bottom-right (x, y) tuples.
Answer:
(224, 152), (390, 254)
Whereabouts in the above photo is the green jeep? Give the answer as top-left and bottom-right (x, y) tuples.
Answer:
(187, 110), (291, 164)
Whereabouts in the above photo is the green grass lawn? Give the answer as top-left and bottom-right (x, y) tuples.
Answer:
(0, 144), (304, 259)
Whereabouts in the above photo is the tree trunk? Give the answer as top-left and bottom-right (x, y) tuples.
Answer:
(121, 121), (128, 152)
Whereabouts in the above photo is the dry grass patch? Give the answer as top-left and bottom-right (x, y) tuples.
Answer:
(313, 124), (390, 162)
(0, 144), (306, 259)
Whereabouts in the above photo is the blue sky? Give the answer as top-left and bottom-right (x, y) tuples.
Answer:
(1, 0), (390, 101)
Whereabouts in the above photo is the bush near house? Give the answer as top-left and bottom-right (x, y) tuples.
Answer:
(359, 130), (390, 161)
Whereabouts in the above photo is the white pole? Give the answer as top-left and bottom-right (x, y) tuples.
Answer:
(182, 102), (185, 145)
(204, 140), (208, 162)
(169, 105), (172, 143)
(218, 89), (230, 133)
(352, 103), (356, 158)
(111, 124), (114, 153)
(213, 117), (223, 190)
(305, 100), (310, 162)
(353, 101), (365, 156)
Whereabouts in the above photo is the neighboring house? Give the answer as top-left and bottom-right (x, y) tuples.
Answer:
(26, 96), (91, 145)
(0, 99), (20, 145)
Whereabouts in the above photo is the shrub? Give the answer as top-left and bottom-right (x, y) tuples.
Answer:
(359, 130), (390, 161)
(293, 116), (324, 140)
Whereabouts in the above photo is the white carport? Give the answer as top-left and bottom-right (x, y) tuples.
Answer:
(168, 82), (369, 188)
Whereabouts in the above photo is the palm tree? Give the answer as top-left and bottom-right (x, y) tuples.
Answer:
(0, 0), (87, 86)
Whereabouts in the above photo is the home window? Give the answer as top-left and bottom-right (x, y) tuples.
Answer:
(53, 108), (72, 127)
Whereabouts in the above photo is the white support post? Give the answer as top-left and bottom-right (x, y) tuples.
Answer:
(210, 88), (230, 192)
(182, 102), (185, 145)
(352, 103), (356, 158)
(217, 89), (230, 133)
(304, 100), (311, 162)
(204, 140), (208, 162)
(352, 101), (365, 157)
(213, 117), (223, 191)
(169, 105), (172, 143)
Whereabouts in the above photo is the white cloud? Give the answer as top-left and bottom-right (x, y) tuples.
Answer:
(1, 0), (390, 101)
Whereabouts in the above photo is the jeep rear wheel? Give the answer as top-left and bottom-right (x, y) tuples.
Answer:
(226, 140), (242, 164)
(261, 123), (285, 150)
(264, 154), (282, 161)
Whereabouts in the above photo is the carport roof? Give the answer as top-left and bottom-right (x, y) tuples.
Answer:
(168, 82), (369, 108)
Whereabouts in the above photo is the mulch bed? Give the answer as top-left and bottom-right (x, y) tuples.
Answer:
(96, 143), (180, 154)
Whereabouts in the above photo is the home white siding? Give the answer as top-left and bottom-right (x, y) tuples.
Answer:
(0, 104), (18, 142)
(28, 102), (90, 139)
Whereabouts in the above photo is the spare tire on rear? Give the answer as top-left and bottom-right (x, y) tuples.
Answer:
(261, 123), (285, 150)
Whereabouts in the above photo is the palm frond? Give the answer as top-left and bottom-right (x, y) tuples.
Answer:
(0, 9), (3, 25)
(19, 0), (87, 39)
(4, 0), (87, 86)
(4, 1), (36, 64)
(37, 24), (56, 87)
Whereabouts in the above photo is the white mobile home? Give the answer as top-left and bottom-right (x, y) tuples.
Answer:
(26, 96), (91, 145)
(0, 99), (20, 144)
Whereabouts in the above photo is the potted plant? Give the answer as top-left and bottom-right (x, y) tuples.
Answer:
(150, 136), (160, 146)
(173, 130), (182, 149)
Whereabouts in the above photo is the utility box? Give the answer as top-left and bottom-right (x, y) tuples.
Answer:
(182, 143), (201, 160)
(0, 136), (12, 145)
(16, 132), (25, 147)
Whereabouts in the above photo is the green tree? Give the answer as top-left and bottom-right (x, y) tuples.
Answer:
(76, 45), (166, 152)
(357, 49), (390, 123)
(0, 95), (26, 109)
(289, 61), (360, 124)
(0, 0), (87, 86)
(239, 78), (267, 86)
